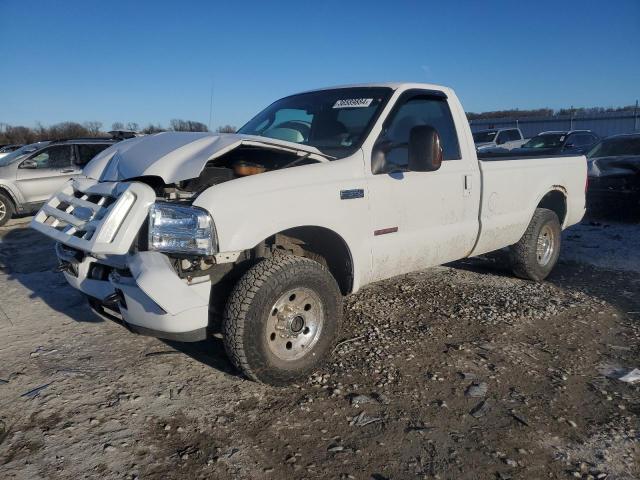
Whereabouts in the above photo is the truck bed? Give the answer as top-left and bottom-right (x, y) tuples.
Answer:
(471, 153), (587, 256)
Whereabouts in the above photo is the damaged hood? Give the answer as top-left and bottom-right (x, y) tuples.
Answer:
(84, 132), (328, 183)
(587, 155), (640, 178)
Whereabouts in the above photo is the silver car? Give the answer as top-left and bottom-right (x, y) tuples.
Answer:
(0, 139), (115, 226)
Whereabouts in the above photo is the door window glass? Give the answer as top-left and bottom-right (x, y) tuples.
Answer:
(505, 129), (521, 141)
(29, 146), (72, 169)
(383, 96), (461, 170)
(76, 144), (110, 166)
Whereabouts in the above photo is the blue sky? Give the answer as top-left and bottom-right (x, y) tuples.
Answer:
(1, 0), (638, 130)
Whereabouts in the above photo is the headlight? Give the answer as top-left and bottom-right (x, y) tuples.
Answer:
(148, 203), (216, 255)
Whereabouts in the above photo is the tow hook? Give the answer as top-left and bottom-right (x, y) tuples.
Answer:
(103, 292), (120, 305)
(54, 261), (78, 276)
(103, 290), (127, 310)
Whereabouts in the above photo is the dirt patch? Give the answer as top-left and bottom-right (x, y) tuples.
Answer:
(0, 220), (639, 479)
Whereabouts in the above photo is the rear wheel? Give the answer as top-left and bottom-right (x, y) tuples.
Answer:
(0, 193), (14, 227)
(509, 208), (561, 281)
(223, 254), (342, 385)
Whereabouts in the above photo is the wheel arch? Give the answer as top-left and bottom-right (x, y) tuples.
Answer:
(257, 225), (355, 295)
(535, 186), (567, 227)
(0, 185), (18, 208)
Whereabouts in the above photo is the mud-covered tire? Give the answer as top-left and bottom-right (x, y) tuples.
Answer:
(509, 208), (561, 281)
(223, 254), (342, 386)
(0, 193), (14, 227)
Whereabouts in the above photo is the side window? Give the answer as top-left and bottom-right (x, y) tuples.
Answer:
(28, 146), (72, 169)
(569, 134), (595, 147)
(507, 129), (521, 141)
(572, 135), (586, 146)
(75, 144), (110, 166)
(382, 96), (461, 170)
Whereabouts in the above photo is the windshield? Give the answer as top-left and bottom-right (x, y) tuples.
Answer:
(0, 142), (48, 167)
(473, 131), (497, 143)
(522, 133), (565, 149)
(238, 87), (392, 158)
(587, 136), (640, 158)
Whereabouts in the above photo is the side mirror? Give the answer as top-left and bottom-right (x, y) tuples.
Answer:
(19, 159), (37, 169)
(408, 125), (443, 172)
(496, 137), (506, 145)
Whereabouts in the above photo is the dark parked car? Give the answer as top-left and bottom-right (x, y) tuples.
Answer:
(0, 144), (24, 159)
(586, 133), (640, 217)
(511, 130), (600, 156)
(478, 130), (600, 159)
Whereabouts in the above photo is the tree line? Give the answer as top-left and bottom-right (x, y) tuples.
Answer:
(0, 120), (237, 145)
(467, 104), (638, 120)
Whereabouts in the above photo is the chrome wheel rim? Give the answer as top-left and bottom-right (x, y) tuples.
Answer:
(0, 201), (6, 222)
(266, 287), (324, 361)
(536, 224), (555, 266)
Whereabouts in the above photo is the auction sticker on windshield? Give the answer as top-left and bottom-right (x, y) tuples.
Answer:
(333, 98), (373, 108)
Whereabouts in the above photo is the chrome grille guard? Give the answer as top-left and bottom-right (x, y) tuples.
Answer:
(31, 178), (156, 255)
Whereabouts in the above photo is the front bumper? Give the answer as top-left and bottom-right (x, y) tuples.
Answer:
(32, 177), (213, 341)
(58, 245), (211, 341)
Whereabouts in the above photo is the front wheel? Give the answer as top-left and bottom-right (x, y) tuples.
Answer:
(509, 208), (561, 281)
(223, 254), (342, 385)
(0, 193), (14, 227)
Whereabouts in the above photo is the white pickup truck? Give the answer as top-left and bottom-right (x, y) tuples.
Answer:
(31, 83), (586, 385)
(473, 127), (527, 151)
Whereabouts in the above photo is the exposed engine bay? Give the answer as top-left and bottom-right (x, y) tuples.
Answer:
(123, 145), (325, 282)
(153, 145), (321, 201)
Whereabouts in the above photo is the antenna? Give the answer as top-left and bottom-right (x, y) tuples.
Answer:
(208, 78), (214, 131)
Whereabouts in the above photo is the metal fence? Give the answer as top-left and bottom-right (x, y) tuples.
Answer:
(469, 110), (640, 138)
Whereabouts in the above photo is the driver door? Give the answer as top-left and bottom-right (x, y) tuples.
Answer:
(16, 145), (75, 205)
(366, 92), (480, 282)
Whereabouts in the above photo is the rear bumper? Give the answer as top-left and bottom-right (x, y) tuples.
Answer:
(59, 247), (211, 341)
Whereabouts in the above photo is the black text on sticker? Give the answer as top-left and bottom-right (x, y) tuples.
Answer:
(333, 98), (373, 108)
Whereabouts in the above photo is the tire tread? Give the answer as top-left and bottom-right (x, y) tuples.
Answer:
(509, 207), (561, 281)
(223, 254), (341, 384)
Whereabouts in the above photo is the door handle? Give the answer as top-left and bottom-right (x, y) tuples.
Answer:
(60, 168), (75, 173)
(463, 175), (472, 196)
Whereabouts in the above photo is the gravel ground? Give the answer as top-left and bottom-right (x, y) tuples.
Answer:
(0, 216), (639, 479)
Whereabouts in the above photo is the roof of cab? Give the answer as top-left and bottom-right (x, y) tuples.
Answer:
(299, 82), (451, 95)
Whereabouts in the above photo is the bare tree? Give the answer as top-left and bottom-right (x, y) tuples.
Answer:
(126, 122), (139, 132)
(47, 122), (90, 139)
(170, 119), (209, 132)
(141, 123), (166, 134)
(0, 126), (37, 144)
(83, 121), (103, 136)
(216, 125), (236, 133)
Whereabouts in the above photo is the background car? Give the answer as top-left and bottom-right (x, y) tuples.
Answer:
(0, 144), (24, 159)
(0, 138), (117, 226)
(511, 130), (600, 156)
(473, 127), (527, 151)
(586, 133), (640, 218)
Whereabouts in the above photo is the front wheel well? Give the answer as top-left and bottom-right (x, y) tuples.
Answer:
(0, 187), (16, 208)
(263, 226), (354, 295)
(537, 189), (567, 226)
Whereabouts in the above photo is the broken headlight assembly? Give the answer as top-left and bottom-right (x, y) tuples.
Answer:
(148, 203), (217, 256)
